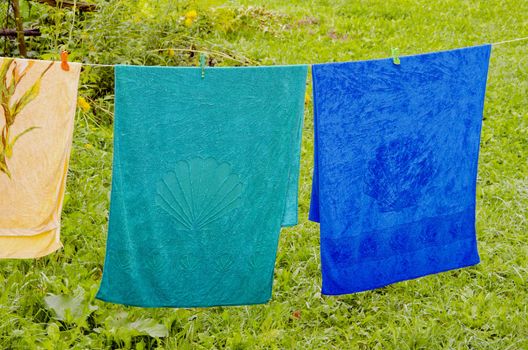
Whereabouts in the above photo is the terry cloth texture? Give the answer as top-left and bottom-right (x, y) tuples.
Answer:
(0, 57), (81, 259)
(310, 45), (491, 294)
(97, 64), (307, 307)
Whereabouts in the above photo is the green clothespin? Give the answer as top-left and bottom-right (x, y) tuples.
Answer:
(391, 48), (401, 65)
(199, 53), (207, 79)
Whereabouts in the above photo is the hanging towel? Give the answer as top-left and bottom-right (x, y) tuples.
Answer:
(96, 64), (307, 307)
(310, 45), (491, 295)
(0, 58), (81, 259)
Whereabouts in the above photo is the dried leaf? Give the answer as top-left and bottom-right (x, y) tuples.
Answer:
(0, 60), (52, 179)
(1, 102), (13, 126)
(12, 61), (21, 84)
(6, 126), (39, 158)
(14, 61), (35, 86)
(12, 62), (53, 117)
(0, 158), (11, 178)
(12, 79), (42, 117)
(0, 59), (13, 84)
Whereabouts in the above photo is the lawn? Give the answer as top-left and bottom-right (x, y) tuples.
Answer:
(0, 0), (527, 348)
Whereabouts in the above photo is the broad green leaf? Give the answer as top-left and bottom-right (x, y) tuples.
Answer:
(130, 318), (169, 338)
(44, 288), (98, 323)
(106, 312), (169, 338)
(44, 293), (84, 321)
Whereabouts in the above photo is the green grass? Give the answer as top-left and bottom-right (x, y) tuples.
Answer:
(1, 0), (527, 348)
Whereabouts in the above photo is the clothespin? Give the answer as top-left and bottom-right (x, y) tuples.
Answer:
(199, 53), (207, 79)
(391, 48), (400, 65)
(61, 50), (70, 71)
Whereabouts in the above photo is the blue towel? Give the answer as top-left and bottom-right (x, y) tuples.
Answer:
(97, 65), (307, 307)
(310, 45), (491, 295)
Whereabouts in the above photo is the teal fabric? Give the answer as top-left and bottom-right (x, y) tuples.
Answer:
(96, 64), (307, 307)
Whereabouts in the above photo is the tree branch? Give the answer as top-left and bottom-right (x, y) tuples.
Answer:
(0, 28), (41, 37)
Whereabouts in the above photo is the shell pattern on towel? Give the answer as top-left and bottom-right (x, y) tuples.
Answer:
(155, 157), (244, 232)
(363, 136), (436, 212)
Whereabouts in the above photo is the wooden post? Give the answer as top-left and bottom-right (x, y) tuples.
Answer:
(11, 0), (27, 57)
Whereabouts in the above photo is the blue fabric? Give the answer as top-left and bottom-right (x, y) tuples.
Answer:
(309, 45), (491, 295)
(97, 64), (307, 307)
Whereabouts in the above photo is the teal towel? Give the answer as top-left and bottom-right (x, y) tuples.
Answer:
(96, 64), (307, 307)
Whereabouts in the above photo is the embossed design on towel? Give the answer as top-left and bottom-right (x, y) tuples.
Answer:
(0, 59), (54, 178)
(155, 157), (244, 232)
(153, 158), (245, 301)
(364, 136), (436, 212)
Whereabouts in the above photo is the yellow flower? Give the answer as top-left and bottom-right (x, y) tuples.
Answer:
(184, 18), (194, 27)
(167, 49), (175, 57)
(77, 97), (90, 112)
(184, 9), (198, 27)
(304, 91), (311, 105)
(84, 143), (93, 150)
(185, 10), (198, 20)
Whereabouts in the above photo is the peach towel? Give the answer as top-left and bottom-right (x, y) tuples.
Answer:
(0, 57), (81, 258)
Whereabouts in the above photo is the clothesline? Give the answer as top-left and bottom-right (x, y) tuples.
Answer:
(75, 36), (528, 68)
(0, 42), (507, 306)
(492, 36), (528, 45)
